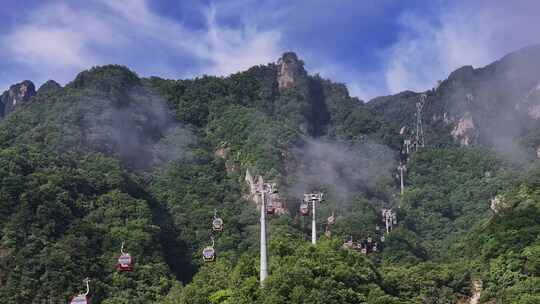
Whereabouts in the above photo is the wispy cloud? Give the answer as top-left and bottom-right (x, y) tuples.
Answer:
(1, 0), (539, 100)
(0, 0), (283, 89)
(202, 6), (281, 76)
(384, 1), (540, 94)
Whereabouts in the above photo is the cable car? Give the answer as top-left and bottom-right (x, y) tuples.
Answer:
(299, 202), (309, 216)
(70, 295), (89, 304)
(202, 237), (215, 262)
(212, 210), (224, 231)
(266, 202), (275, 215)
(327, 212), (335, 225)
(355, 240), (364, 252)
(212, 217), (224, 231)
(70, 279), (90, 304)
(343, 236), (354, 249)
(325, 228), (331, 238)
(399, 148), (408, 164)
(117, 242), (134, 272)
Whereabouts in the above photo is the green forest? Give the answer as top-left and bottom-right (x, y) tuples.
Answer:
(0, 48), (540, 304)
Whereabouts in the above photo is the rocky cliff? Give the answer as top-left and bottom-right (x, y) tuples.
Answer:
(0, 80), (36, 117)
(369, 44), (540, 158)
(276, 52), (306, 91)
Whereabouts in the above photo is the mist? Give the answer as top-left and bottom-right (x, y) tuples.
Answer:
(430, 45), (540, 165)
(83, 86), (195, 170)
(285, 137), (396, 207)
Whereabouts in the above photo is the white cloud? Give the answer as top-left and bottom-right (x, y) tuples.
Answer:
(384, 1), (540, 94)
(201, 6), (281, 76)
(0, 0), (283, 90)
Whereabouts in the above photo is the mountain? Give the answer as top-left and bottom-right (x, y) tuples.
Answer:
(370, 45), (540, 160)
(0, 80), (36, 117)
(0, 49), (539, 303)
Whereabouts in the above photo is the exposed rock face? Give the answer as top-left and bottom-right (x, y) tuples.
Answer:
(245, 169), (287, 214)
(522, 82), (540, 119)
(214, 146), (239, 173)
(214, 146), (230, 159)
(37, 80), (62, 95)
(276, 52), (305, 91)
(490, 195), (511, 213)
(0, 80), (36, 117)
(370, 45), (540, 153)
(469, 279), (483, 304)
(451, 112), (475, 146)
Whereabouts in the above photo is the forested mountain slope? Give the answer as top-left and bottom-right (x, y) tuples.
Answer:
(0, 48), (539, 303)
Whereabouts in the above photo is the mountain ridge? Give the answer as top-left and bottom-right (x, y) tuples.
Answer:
(0, 46), (539, 303)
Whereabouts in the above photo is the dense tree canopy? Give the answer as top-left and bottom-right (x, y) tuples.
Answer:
(0, 51), (539, 303)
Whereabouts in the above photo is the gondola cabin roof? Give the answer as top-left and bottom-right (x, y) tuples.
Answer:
(70, 295), (88, 304)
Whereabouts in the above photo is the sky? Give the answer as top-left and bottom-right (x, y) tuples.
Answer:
(0, 0), (539, 101)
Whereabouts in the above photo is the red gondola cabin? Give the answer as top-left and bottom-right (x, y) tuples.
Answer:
(299, 203), (309, 216)
(70, 295), (89, 304)
(117, 254), (134, 272)
(266, 203), (275, 215)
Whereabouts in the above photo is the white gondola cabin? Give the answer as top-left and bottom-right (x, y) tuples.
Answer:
(202, 237), (216, 262)
(212, 218), (224, 231)
(202, 247), (215, 262)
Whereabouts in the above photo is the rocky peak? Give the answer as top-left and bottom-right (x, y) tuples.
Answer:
(37, 80), (62, 95)
(0, 80), (36, 117)
(447, 65), (475, 83)
(276, 52), (305, 91)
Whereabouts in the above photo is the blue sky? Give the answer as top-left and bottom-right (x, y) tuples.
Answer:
(1, 0), (539, 100)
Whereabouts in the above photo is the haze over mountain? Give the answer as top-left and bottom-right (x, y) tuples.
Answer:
(2, 1), (540, 303)
(0, 41), (540, 303)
